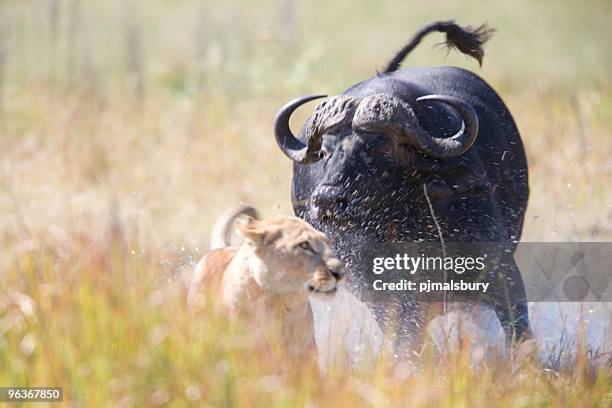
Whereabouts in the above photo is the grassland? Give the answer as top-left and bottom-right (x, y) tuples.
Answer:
(1, 0), (611, 406)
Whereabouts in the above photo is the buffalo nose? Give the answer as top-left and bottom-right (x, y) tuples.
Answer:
(312, 184), (348, 211)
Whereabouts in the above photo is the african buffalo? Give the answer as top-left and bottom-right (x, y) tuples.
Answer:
(273, 21), (530, 351)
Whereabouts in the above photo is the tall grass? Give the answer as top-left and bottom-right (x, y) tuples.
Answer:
(2, 236), (612, 406)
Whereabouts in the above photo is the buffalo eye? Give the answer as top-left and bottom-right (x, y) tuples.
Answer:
(320, 134), (338, 160)
(298, 241), (313, 252)
(318, 149), (331, 161)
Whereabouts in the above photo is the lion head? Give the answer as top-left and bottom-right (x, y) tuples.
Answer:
(237, 215), (345, 297)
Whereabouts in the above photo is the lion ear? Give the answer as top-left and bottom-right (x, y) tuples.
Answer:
(236, 217), (267, 244)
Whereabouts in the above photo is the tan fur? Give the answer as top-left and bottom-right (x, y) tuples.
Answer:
(188, 208), (345, 359)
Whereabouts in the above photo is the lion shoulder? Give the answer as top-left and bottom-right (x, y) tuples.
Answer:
(187, 247), (237, 309)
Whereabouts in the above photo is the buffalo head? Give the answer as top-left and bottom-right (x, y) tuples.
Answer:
(273, 89), (479, 233)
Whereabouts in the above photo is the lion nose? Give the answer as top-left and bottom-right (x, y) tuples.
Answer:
(327, 258), (346, 280)
(330, 269), (344, 280)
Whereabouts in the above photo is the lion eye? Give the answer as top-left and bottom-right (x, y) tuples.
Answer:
(298, 241), (313, 252)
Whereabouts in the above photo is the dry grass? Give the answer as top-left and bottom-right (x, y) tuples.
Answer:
(2, 238), (612, 406)
(1, 0), (612, 406)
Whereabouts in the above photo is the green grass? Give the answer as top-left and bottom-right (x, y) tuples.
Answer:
(0, 0), (611, 406)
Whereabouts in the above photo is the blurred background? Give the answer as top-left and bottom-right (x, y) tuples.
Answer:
(0, 1), (611, 404)
(0, 0), (611, 253)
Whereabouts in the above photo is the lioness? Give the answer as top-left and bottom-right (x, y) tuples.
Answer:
(188, 205), (345, 358)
